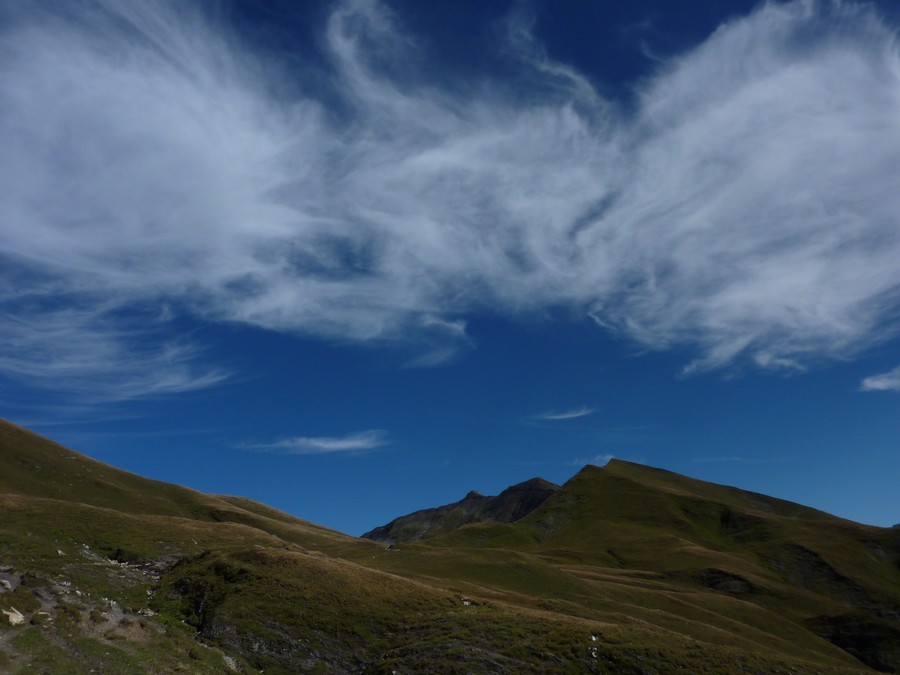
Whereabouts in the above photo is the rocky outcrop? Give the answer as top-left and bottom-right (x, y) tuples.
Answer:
(2, 607), (25, 625)
(362, 478), (559, 544)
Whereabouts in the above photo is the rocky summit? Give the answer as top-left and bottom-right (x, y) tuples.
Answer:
(362, 477), (560, 544)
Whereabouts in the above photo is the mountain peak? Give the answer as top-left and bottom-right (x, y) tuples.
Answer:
(503, 477), (558, 492)
(362, 476), (560, 544)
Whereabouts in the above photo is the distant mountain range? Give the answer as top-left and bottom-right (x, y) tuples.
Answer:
(1, 418), (898, 673)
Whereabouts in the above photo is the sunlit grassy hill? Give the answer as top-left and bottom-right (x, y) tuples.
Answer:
(359, 460), (900, 673)
(1, 418), (898, 673)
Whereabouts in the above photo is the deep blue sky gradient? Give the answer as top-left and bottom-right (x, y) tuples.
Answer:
(3, 0), (900, 534)
(18, 311), (900, 535)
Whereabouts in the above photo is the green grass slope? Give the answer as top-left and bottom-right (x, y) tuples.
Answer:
(385, 460), (900, 672)
(0, 420), (353, 552)
(2, 419), (898, 673)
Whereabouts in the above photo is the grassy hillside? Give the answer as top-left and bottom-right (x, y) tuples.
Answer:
(368, 460), (900, 672)
(1, 419), (898, 673)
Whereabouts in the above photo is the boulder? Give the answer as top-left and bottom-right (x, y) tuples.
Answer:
(2, 607), (26, 626)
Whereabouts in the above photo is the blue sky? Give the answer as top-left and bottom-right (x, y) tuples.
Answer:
(2, 0), (900, 535)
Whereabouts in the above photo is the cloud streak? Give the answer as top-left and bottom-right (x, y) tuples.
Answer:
(4, 0), (900, 397)
(245, 429), (389, 455)
(533, 406), (595, 421)
(860, 365), (900, 392)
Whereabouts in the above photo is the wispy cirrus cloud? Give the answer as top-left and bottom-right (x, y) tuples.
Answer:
(244, 429), (389, 455)
(860, 366), (900, 392)
(402, 316), (473, 368)
(0, 301), (227, 401)
(533, 406), (595, 421)
(4, 0), (900, 399)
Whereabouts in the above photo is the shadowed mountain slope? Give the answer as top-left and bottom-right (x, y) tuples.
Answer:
(362, 477), (560, 543)
(1, 419), (899, 673)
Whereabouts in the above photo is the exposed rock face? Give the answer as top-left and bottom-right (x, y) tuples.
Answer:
(30, 611), (52, 626)
(2, 607), (25, 625)
(362, 477), (560, 544)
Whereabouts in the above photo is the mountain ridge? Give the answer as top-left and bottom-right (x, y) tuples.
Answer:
(362, 475), (560, 543)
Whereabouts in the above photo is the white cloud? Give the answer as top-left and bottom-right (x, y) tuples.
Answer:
(245, 429), (389, 455)
(4, 0), (900, 398)
(402, 316), (473, 368)
(860, 365), (900, 392)
(534, 406), (595, 421)
(0, 301), (227, 400)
